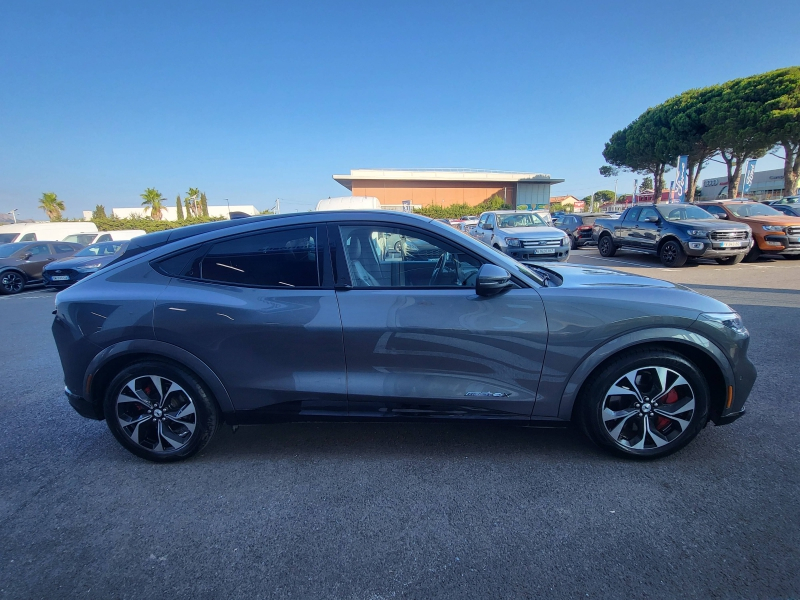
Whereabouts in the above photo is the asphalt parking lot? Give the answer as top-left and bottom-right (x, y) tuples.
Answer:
(1, 249), (799, 599)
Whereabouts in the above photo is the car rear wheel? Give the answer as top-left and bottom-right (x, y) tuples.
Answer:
(579, 348), (709, 459)
(659, 240), (687, 267)
(598, 234), (617, 257)
(0, 271), (25, 295)
(715, 254), (745, 265)
(104, 360), (221, 462)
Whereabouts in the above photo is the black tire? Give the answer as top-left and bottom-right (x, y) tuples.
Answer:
(598, 234), (617, 257)
(715, 254), (745, 265)
(659, 240), (687, 267)
(104, 360), (221, 462)
(570, 234), (578, 250)
(0, 270), (26, 295)
(743, 246), (761, 263)
(578, 347), (710, 459)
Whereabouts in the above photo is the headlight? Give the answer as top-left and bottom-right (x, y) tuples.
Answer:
(762, 225), (785, 232)
(506, 238), (522, 248)
(699, 312), (748, 336)
(561, 236), (569, 246)
(686, 230), (708, 237)
(75, 262), (104, 273)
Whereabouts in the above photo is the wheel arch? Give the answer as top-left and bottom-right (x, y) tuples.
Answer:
(558, 328), (733, 425)
(84, 339), (235, 418)
(656, 234), (683, 253)
(0, 267), (27, 279)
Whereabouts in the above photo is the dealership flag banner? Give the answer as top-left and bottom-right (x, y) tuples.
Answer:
(742, 159), (757, 194)
(674, 155), (688, 202)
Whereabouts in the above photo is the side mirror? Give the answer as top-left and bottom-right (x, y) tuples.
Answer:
(646, 215), (659, 223)
(21, 252), (32, 260)
(483, 223), (493, 230)
(476, 264), (513, 297)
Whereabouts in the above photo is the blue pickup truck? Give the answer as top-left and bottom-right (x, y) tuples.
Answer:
(591, 204), (752, 267)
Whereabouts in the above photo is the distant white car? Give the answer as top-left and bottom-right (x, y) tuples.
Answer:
(62, 230), (146, 245)
(0, 222), (98, 245)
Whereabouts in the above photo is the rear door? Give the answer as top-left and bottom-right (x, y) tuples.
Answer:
(633, 207), (661, 250)
(20, 243), (55, 279)
(332, 222), (548, 419)
(153, 225), (347, 416)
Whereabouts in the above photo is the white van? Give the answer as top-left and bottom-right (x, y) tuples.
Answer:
(62, 229), (147, 245)
(0, 222), (99, 244)
(315, 196), (382, 211)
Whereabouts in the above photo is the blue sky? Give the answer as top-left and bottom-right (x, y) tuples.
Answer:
(1, 0), (798, 219)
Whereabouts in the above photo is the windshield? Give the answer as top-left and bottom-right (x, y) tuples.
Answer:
(656, 205), (715, 221)
(497, 213), (547, 228)
(728, 203), (782, 217)
(775, 197), (799, 204)
(75, 241), (126, 257)
(0, 243), (28, 258)
(0, 233), (19, 244)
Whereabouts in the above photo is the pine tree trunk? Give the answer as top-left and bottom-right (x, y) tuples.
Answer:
(782, 141), (800, 197)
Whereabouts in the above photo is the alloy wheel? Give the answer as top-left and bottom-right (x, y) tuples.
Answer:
(662, 243), (677, 264)
(601, 366), (695, 451)
(116, 375), (197, 452)
(1, 272), (24, 294)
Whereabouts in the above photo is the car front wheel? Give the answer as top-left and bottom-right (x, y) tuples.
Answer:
(0, 271), (25, 295)
(104, 360), (221, 462)
(579, 348), (709, 459)
(659, 240), (687, 267)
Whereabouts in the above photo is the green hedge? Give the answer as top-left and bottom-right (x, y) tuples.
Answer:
(413, 195), (511, 219)
(91, 216), (225, 233)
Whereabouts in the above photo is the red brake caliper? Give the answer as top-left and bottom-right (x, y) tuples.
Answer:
(656, 389), (679, 430)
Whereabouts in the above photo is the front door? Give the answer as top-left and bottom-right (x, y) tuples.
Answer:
(20, 243), (55, 279)
(153, 225), (347, 416)
(332, 223), (548, 419)
(634, 206), (661, 250)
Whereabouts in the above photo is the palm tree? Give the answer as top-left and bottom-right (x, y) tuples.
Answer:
(140, 188), (166, 220)
(186, 187), (200, 216)
(38, 192), (65, 221)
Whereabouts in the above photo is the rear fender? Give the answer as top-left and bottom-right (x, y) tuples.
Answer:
(84, 339), (235, 415)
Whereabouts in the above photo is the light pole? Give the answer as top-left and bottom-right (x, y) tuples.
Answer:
(225, 198), (230, 219)
(10, 208), (18, 224)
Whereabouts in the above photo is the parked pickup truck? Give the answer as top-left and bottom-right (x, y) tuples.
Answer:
(592, 203), (752, 267)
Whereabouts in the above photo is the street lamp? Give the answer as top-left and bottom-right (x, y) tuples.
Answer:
(10, 208), (19, 224)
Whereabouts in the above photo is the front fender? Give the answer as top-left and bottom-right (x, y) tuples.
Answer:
(84, 339), (235, 415)
(550, 327), (735, 421)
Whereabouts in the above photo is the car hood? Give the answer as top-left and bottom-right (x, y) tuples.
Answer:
(43, 254), (116, 270)
(668, 219), (748, 230)
(737, 216), (798, 226)
(537, 263), (731, 313)
(498, 226), (565, 238)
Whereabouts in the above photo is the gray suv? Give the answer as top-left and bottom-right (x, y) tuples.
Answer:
(471, 211), (570, 261)
(52, 211), (755, 462)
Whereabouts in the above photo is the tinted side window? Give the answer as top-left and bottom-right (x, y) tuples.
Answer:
(20, 233), (37, 242)
(638, 207), (658, 222)
(626, 208), (641, 221)
(96, 234), (112, 242)
(183, 228), (319, 288)
(703, 205), (727, 218)
(53, 244), (76, 254)
(27, 244), (51, 256)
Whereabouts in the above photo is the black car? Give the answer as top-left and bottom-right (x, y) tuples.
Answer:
(52, 211), (755, 462)
(43, 241), (129, 289)
(555, 213), (610, 249)
(767, 203), (800, 217)
(0, 241), (83, 294)
(593, 204), (753, 267)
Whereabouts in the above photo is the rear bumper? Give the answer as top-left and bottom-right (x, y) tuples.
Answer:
(65, 387), (104, 420)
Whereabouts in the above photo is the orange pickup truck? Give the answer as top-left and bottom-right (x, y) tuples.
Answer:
(697, 201), (800, 262)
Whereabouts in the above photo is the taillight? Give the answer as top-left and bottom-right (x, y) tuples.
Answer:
(579, 225), (593, 231)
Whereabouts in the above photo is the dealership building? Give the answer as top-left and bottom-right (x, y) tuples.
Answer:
(332, 169), (564, 210)
(700, 168), (792, 200)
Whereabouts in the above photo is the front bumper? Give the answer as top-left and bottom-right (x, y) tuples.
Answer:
(760, 234), (800, 254)
(65, 386), (104, 420)
(506, 246), (570, 261)
(682, 240), (750, 258)
(43, 271), (89, 288)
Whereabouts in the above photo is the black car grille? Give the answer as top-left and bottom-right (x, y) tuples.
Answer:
(44, 268), (80, 281)
(710, 230), (749, 241)
(520, 239), (562, 248)
(788, 226), (800, 236)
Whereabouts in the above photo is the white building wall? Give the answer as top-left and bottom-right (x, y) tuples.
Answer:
(110, 205), (258, 221)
